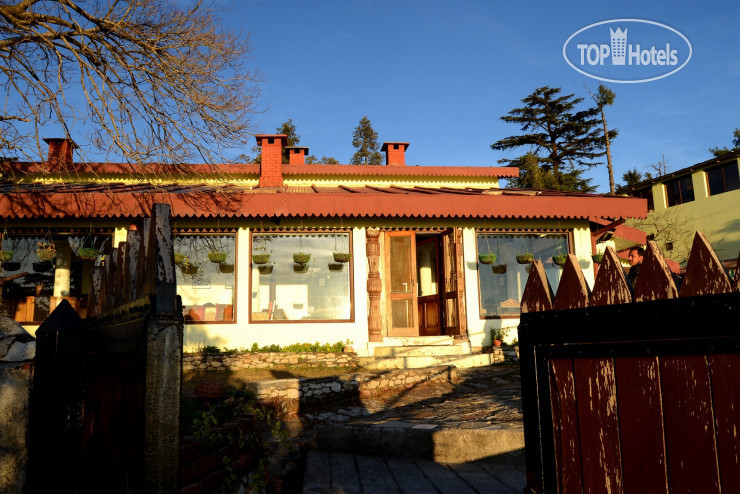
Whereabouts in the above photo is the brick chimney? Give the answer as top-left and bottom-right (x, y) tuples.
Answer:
(286, 146), (309, 165)
(43, 137), (77, 170)
(256, 134), (287, 187)
(381, 142), (409, 166)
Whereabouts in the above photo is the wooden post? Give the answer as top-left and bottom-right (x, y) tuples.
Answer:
(366, 228), (383, 342)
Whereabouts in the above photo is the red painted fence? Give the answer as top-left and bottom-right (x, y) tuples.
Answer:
(519, 233), (740, 493)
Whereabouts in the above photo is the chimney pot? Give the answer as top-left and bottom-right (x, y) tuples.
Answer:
(43, 137), (77, 171)
(286, 146), (309, 165)
(256, 134), (287, 187)
(381, 142), (409, 166)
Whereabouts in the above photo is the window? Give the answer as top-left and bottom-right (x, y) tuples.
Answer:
(476, 233), (569, 318)
(250, 232), (352, 322)
(0, 234), (110, 322)
(706, 162), (740, 196)
(664, 175), (694, 207)
(631, 187), (654, 211)
(174, 235), (236, 322)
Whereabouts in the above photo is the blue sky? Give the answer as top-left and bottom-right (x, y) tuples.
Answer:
(217, 0), (740, 192)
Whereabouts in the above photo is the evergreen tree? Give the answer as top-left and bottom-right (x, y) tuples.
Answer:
(709, 128), (740, 157)
(589, 85), (619, 194)
(621, 168), (645, 188)
(350, 116), (383, 165)
(492, 86), (607, 192)
(306, 155), (339, 164)
(506, 153), (596, 192)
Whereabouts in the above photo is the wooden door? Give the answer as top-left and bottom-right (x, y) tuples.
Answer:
(416, 236), (442, 336)
(441, 228), (467, 338)
(385, 231), (418, 336)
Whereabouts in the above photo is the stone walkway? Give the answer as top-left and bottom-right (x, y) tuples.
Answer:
(299, 364), (527, 493)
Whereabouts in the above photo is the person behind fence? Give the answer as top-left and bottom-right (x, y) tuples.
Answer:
(625, 246), (644, 288)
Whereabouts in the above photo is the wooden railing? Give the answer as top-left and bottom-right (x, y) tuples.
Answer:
(519, 233), (740, 493)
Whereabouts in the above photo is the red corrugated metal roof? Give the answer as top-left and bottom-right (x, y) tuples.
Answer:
(0, 184), (647, 221)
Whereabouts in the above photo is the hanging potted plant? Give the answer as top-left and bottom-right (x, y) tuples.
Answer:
(205, 235), (227, 263)
(293, 263), (309, 274)
(174, 252), (190, 266)
(75, 228), (103, 260)
(516, 237), (534, 264)
(258, 263), (274, 275)
(328, 262), (344, 272)
(0, 229), (13, 263)
(252, 235), (271, 264)
(592, 253), (604, 264)
(36, 241), (57, 261)
(332, 233), (351, 263)
(551, 238), (567, 266)
(478, 235), (497, 264)
(491, 264), (507, 274)
(293, 235), (310, 264)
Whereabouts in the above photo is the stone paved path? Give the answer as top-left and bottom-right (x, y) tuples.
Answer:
(300, 364), (527, 493)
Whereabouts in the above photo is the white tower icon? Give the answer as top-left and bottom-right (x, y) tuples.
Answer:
(610, 27), (627, 65)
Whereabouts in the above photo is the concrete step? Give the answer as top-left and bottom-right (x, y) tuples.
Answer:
(382, 336), (455, 346)
(313, 421), (525, 464)
(359, 352), (504, 370)
(373, 345), (466, 357)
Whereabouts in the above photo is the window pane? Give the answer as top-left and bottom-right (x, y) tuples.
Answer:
(476, 233), (568, 317)
(251, 233), (352, 322)
(707, 167), (725, 195)
(175, 235), (236, 322)
(725, 163), (740, 192)
(389, 236), (412, 294)
(665, 180), (681, 207)
(391, 299), (413, 328)
(0, 235), (108, 322)
(416, 240), (438, 297)
(679, 176), (694, 203)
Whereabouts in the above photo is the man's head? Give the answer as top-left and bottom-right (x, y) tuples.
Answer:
(628, 246), (645, 267)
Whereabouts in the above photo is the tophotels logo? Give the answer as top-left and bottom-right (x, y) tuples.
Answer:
(563, 19), (692, 83)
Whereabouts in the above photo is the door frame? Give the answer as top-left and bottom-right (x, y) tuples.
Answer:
(384, 231), (418, 336)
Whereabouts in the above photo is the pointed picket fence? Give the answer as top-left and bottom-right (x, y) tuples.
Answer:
(519, 232), (740, 494)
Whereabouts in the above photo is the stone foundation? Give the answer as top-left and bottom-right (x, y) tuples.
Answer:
(183, 351), (359, 371)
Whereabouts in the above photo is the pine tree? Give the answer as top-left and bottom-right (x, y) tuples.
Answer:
(492, 86), (607, 192)
(590, 85), (619, 194)
(506, 153), (595, 192)
(350, 116), (383, 165)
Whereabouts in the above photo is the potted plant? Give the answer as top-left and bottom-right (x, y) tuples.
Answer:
(552, 254), (568, 266)
(77, 247), (102, 260)
(36, 241), (57, 261)
(252, 252), (271, 264)
(491, 264), (507, 274)
(516, 253), (534, 264)
(0, 249), (13, 263)
(252, 235), (272, 264)
(491, 328), (508, 347)
(333, 252), (351, 263)
(293, 263), (309, 273)
(208, 251), (227, 263)
(478, 253), (497, 264)
(293, 252), (310, 264)
(174, 252), (189, 266)
(328, 262), (344, 271)
(258, 264), (274, 275)
(592, 253), (604, 264)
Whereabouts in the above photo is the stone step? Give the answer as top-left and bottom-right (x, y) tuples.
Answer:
(359, 352), (504, 370)
(373, 345), (466, 357)
(313, 421), (524, 464)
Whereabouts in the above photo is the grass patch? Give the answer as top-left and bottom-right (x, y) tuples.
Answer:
(183, 364), (364, 394)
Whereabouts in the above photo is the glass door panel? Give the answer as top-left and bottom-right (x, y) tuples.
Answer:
(386, 232), (417, 336)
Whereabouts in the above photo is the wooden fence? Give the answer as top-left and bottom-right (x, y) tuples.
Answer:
(519, 232), (740, 493)
(29, 203), (183, 494)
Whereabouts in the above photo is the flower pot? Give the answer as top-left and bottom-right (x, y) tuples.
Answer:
(516, 253), (534, 264)
(0, 250), (13, 262)
(333, 252), (351, 263)
(592, 254), (604, 264)
(293, 252), (310, 264)
(478, 253), (497, 264)
(293, 263), (309, 274)
(219, 263), (235, 274)
(491, 264), (507, 274)
(77, 247), (101, 260)
(328, 262), (344, 272)
(208, 251), (227, 263)
(493, 339), (502, 347)
(258, 264), (274, 275)
(2, 261), (20, 272)
(252, 253), (271, 265)
(552, 254), (568, 266)
(33, 261), (54, 272)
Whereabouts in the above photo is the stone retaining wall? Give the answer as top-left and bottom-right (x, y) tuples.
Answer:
(183, 351), (359, 371)
(246, 366), (458, 418)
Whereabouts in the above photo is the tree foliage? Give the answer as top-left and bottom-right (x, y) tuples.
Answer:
(0, 0), (259, 167)
(709, 128), (740, 157)
(492, 86), (611, 192)
(350, 116), (382, 165)
(620, 168), (645, 188)
(506, 152), (596, 192)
